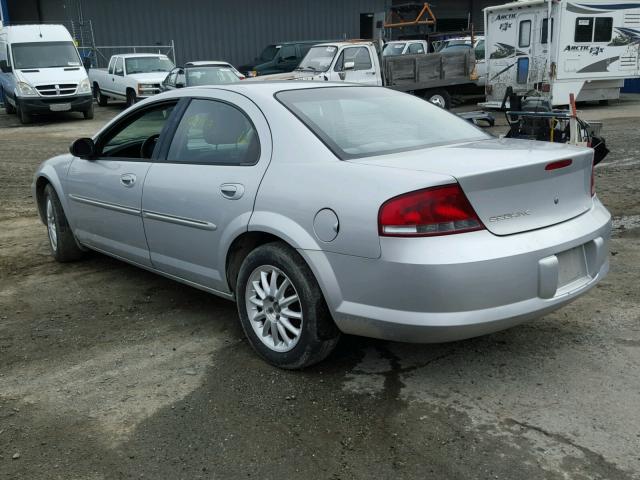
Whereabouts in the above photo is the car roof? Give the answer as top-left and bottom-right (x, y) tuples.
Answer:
(117, 53), (170, 59)
(185, 61), (232, 67)
(275, 40), (332, 46)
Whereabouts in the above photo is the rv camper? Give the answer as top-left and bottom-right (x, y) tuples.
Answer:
(482, 0), (640, 107)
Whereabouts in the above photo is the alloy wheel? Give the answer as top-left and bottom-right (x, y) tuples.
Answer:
(245, 265), (303, 352)
(46, 198), (58, 251)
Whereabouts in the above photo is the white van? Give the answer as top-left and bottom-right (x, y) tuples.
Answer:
(0, 24), (93, 123)
(481, 0), (640, 107)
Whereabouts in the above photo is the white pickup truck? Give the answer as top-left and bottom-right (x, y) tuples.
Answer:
(88, 53), (174, 107)
(259, 41), (476, 109)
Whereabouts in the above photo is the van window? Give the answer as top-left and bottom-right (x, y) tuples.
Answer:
(594, 17), (613, 42)
(541, 18), (554, 44)
(519, 20), (531, 47)
(11, 41), (81, 69)
(575, 17), (594, 42)
(474, 40), (485, 59)
(108, 57), (116, 74)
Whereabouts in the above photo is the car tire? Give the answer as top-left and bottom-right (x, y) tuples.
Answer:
(425, 89), (452, 110)
(126, 89), (137, 108)
(95, 85), (108, 107)
(236, 242), (340, 369)
(3, 90), (16, 114)
(43, 184), (85, 262)
(83, 104), (94, 120)
(17, 103), (31, 124)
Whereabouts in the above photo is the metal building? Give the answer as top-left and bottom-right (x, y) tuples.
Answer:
(2, 0), (504, 66)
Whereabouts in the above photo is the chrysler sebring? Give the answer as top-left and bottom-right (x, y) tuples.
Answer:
(33, 82), (611, 368)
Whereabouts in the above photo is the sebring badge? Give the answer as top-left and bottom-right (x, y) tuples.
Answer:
(489, 210), (532, 222)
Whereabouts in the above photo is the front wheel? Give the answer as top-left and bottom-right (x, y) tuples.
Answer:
(125, 89), (137, 108)
(83, 103), (94, 119)
(43, 184), (85, 262)
(425, 89), (452, 110)
(236, 242), (340, 369)
(17, 103), (31, 124)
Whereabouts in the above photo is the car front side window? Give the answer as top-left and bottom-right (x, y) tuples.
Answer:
(166, 99), (260, 166)
(99, 102), (177, 159)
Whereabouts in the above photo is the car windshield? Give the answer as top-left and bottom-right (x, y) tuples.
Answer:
(259, 45), (279, 62)
(186, 66), (240, 86)
(11, 41), (81, 69)
(297, 46), (337, 72)
(382, 43), (406, 56)
(277, 87), (489, 160)
(125, 56), (174, 74)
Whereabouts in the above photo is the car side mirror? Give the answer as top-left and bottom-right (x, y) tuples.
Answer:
(277, 57), (285, 63)
(0, 60), (12, 73)
(70, 137), (96, 159)
(343, 61), (355, 71)
(175, 82), (185, 88)
(82, 57), (92, 70)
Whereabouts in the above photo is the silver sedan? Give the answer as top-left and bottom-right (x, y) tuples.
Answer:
(33, 82), (611, 368)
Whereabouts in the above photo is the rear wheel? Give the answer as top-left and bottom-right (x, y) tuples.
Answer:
(125, 89), (137, 108)
(236, 242), (340, 369)
(43, 184), (85, 262)
(3, 90), (16, 114)
(95, 85), (108, 106)
(425, 89), (452, 110)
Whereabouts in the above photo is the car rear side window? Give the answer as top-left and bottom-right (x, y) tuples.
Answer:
(167, 99), (260, 165)
(276, 87), (489, 160)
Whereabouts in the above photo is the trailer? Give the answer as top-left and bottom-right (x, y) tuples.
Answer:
(481, 0), (640, 107)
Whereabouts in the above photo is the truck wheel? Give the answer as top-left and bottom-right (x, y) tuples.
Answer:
(3, 90), (16, 114)
(83, 103), (94, 120)
(236, 242), (340, 369)
(17, 103), (32, 124)
(426, 89), (452, 110)
(95, 85), (108, 106)
(126, 89), (137, 108)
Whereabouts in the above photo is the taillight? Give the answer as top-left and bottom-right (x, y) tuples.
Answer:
(378, 184), (484, 237)
(591, 161), (596, 196)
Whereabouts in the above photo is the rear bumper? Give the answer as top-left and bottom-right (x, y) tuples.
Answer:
(302, 198), (611, 343)
(17, 95), (93, 114)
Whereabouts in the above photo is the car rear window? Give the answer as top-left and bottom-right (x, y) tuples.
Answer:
(276, 87), (489, 160)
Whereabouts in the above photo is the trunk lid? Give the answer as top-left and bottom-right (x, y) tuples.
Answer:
(351, 138), (594, 236)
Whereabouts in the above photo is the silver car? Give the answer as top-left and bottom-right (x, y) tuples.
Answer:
(33, 82), (611, 368)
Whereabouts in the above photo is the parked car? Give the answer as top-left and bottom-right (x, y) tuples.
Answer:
(161, 61), (244, 91)
(382, 40), (429, 56)
(88, 53), (175, 107)
(0, 24), (93, 124)
(33, 82), (611, 369)
(237, 44), (279, 75)
(255, 40), (476, 109)
(240, 40), (330, 77)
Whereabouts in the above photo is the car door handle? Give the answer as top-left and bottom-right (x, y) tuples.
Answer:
(220, 183), (244, 200)
(120, 173), (136, 187)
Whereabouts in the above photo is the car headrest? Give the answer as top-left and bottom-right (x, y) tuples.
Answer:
(202, 107), (247, 145)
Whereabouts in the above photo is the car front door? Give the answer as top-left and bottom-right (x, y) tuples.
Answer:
(330, 46), (378, 85)
(65, 100), (179, 266)
(141, 91), (272, 293)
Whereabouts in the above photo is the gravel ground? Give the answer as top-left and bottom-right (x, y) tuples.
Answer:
(0, 96), (639, 480)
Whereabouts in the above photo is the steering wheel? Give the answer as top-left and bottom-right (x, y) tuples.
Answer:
(140, 134), (160, 159)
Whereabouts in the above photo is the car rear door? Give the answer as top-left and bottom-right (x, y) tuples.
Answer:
(141, 90), (272, 293)
(65, 100), (179, 266)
